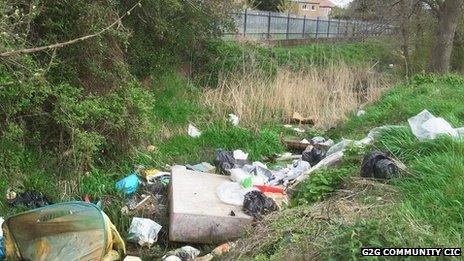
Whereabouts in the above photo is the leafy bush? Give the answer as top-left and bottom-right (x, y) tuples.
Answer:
(0, 0), (231, 174)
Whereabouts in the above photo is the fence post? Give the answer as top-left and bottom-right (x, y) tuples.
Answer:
(327, 18), (331, 38)
(243, 8), (247, 37)
(364, 22), (367, 36)
(337, 19), (341, 37)
(286, 12), (291, 39)
(315, 17), (320, 39)
(302, 15), (306, 39)
(267, 11), (271, 39)
(352, 21), (355, 37)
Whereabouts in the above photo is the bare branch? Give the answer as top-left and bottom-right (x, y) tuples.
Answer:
(0, 1), (141, 58)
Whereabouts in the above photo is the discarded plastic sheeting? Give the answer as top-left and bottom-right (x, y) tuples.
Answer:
(274, 153), (302, 162)
(290, 151), (344, 188)
(361, 151), (399, 179)
(357, 110), (366, 117)
(127, 217), (162, 247)
(163, 246), (200, 261)
(2, 202), (125, 260)
(456, 127), (464, 137)
(116, 174), (139, 195)
(268, 168), (290, 186)
(187, 124), (202, 138)
(239, 163), (274, 183)
(408, 110), (458, 140)
(230, 168), (264, 188)
(310, 137), (334, 148)
(326, 139), (353, 156)
(216, 181), (251, 206)
(233, 149), (249, 160)
(163, 256), (182, 261)
(283, 160), (311, 181)
(252, 166), (275, 184)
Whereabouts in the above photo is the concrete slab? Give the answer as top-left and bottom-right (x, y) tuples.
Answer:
(169, 166), (253, 244)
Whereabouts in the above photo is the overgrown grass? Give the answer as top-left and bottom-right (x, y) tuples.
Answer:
(227, 74), (464, 260)
(204, 64), (390, 129)
(194, 38), (400, 86)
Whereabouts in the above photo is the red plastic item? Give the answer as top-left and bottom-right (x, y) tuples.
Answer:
(83, 195), (90, 203)
(254, 185), (284, 194)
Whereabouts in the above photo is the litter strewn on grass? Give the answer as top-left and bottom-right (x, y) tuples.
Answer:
(188, 124), (202, 138)
(408, 109), (461, 140)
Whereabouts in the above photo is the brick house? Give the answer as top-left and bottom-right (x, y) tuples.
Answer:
(290, 0), (335, 18)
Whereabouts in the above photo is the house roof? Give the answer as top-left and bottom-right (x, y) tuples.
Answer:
(319, 0), (336, 8)
(291, 1), (319, 3)
(291, 0), (336, 8)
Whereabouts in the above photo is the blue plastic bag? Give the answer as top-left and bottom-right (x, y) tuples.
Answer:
(0, 237), (4, 261)
(115, 174), (139, 195)
(0, 217), (4, 260)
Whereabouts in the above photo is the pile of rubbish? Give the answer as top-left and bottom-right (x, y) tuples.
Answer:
(1, 109), (462, 260)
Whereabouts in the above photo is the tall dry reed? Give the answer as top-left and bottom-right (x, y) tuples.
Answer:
(203, 63), (390, 129)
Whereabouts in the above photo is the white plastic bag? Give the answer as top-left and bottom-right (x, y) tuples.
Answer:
(310, 136), (334, 147)
(228, 114), (239, 126)
(188, 124), (202, 138)
(230, 168), (265, 187)
(292, 127), (305, 133)
(326, 139), (354, 156)
(216, 181), (247, 206)
(408, 110), (458, 140)
(127, 217), (162, 247)
(284, 160), (311, 181)
(456, 127), (464, 137)
(233, 149), (249, 160)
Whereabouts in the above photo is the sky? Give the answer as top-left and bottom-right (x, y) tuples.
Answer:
(331, 0), (353, 8)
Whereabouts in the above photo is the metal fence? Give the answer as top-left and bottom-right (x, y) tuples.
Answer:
(224, 9), (394, 40)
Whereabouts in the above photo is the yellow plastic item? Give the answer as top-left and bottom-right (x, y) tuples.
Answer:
(2, 202), (126, 261)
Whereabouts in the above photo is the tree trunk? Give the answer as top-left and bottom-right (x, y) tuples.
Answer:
(399, 0), (411, 77)
(414, 1), (424, 53)
(428, 0), (464, 73)
(453, 27), (464, 72)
